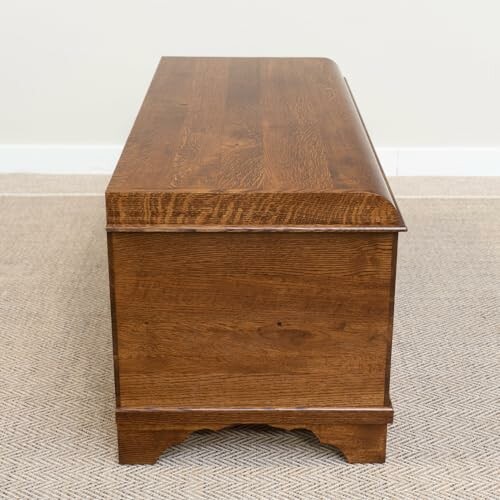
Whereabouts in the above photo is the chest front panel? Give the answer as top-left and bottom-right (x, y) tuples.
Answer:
(109, 231), (396, 409)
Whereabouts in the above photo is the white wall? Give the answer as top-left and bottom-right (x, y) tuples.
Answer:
(1, 0), (499, 173)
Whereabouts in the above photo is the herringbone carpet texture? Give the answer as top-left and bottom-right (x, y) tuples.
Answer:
(0, 177), (498, 499)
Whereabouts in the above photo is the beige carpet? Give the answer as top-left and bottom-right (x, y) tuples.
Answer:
(0, 176), (498, 499)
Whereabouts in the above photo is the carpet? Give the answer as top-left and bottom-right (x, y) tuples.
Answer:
(0, 176), (498, 499)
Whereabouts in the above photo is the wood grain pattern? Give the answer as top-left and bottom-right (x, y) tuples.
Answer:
(106, 57), (404, 463)
(106, 57), (405, 230)
(116, 426), (388, 465)
(116, 407), (394, 427)
(116, 408), (392, 464)
(109, 232), (395, 408)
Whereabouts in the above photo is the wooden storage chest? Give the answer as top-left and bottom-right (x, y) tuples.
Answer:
(106, 57), (406, 464)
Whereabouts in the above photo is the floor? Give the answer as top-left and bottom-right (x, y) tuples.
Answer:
(0, 176), (498, 499)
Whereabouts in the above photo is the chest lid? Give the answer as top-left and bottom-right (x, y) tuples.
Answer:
(106, 57), (405, 232)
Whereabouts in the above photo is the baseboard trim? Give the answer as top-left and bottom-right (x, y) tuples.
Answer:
(0, 145), (498, 176)
(0, 145), (122, 174)
(377, 147), (500, 176)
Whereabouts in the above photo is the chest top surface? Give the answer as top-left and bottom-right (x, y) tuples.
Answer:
(106, 57), (405, 231)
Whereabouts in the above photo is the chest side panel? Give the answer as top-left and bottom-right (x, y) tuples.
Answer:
(109, 232), (396, 408)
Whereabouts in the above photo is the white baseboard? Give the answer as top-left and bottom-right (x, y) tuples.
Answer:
(377, 147), (500, 176)
(0, 145), (498, 176)
(0, 145), (122, 175)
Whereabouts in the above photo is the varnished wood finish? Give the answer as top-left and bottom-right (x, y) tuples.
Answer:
(106, 57), (404, 230)
(107, 57), (404, 464)
(116, 407), (394, 427)
(116, 408), (392, 464)
(109, 232), (395, 408)
(117, 425), (387, 464)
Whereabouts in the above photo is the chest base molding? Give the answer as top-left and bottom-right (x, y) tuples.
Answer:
(116, 405), (393, 464)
